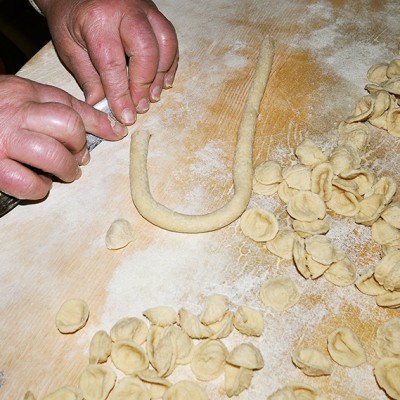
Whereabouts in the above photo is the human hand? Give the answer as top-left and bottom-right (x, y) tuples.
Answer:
(0, 75), (127, 200)
(37, 0), (179, 125)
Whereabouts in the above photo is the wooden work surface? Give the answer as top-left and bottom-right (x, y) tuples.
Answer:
(1, 1), (400, 399)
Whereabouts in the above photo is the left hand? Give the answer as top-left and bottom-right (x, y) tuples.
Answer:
(37, 0), (179, 125)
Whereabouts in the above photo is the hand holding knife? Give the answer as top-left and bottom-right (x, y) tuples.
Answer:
(0, 97), (113, 218)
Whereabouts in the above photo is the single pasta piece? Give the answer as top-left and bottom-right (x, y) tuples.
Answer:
(55, 298), (89, 334)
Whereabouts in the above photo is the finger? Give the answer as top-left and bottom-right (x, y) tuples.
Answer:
(23, 102), (87, 155)
(0, 158), (52, 200)
(31, 87), (128, 142)
(5, 130), (82, 184)
(146, 10), (179, 99)
(121, 14), (159, 112)
(59, 45), (106, 106)
(70, 97), (128, 140)
(83, 27), (137, 125)
(164, 49), (179, 89)
(23, 101), (89, 166)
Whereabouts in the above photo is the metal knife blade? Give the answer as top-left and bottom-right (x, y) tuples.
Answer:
(0, 97), (112, 218)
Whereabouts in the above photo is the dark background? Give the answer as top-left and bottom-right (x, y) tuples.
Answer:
(0, 0), (51, 74)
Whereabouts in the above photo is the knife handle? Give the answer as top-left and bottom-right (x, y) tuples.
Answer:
(0, 193), (20, 217)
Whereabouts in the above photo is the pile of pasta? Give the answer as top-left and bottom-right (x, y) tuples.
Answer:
(25, 295), (266, 400)
(241, 59), (400, 400)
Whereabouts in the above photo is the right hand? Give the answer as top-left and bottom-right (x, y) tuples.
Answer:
(0, 75), (127, 200)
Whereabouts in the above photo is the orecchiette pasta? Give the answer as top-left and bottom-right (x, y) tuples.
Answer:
(79, 365), (116, 400)
(224, 365), (253, 398)
(374, 357), (400, 400)
(110, 317), (148, 345)
(199, 294), (229, 325)
(109, 377), (150, 400)
(162, 380), (209, 400)
(266, 229), (298, 260)
(327, 327), (366, 367)
(226, 342), (264, 370)
(178, 308), (213, 339)
(382, 203), (400, 229)
(324, 256), (357, 287)
(240, 208), (279, 242)
(42, 387), (83, 400)
(111, 340), (149, 375)
(254, 160), (283, 185)
(287, 191), (326, 222)
(355, 271), (387, 296)
(295, 138), (327, 167)
(55, 298), (89, 334)
(292, 348), (333, 376)
(374, 318), (400, 358)
(305, 235), (344, 265)
(374, 250), (400, 292)
(89, 330), (112, 364)
(282, 164), (311, 191)
(260, 276), (301, 311)
(311, 162), (333, 202)
(143, 306), (179, 327)
(191, 339), (228, 381)
(233, 306), (264, 337)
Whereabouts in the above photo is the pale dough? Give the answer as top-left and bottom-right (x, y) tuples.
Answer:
(226, 342), (264, 370)
(143, 306), (179, 327)
(291, 348), (333, 377)
(162, 380), (209, 400)
(79, 364), (116, 400)
(110, 317), (148, 345)
(55, 298), (89, 334)
(374, 357), (400, 400)
(199, 294), (229, 325)
(105, 219), (134, 250)
(111, 340), (149, 375)
(259, 276), (301, 312)
(224, 365), (253, 398)
(240, 208), (279, 242)
(42, 386), (82, 400)
(190, 339), (228, 381)
(129, 37), (275, 233)
(109, 377), (150, 400)
(89, 330), (112, 364)
(233, 306), (264, 337)
(327, 326), (366, 367)
(374, 317), (400, 358)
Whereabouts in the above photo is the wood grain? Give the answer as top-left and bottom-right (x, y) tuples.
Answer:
(1, 1), (399, 399)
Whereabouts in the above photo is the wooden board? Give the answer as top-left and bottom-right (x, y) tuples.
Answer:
(1, 0), (400, 399)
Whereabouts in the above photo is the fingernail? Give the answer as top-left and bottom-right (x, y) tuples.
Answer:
(164, 76), (174, 89)
(137, 98), (150, 114)
(109, 115), (129, 137)
(151, 86), (161, 102)
(80, 148), (90, 165)
(76, 166), (82, 179)
(121, 108), (136, 125)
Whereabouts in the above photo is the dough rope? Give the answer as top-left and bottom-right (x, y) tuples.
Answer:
(130, 37), (275, 233)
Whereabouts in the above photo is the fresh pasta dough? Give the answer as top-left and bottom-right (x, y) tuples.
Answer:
(374, 318), (400, 358)
(191, 339), (228, 381)
(259, 276), (301, 312)
(240, 208), (279, 242)
(327, 326), (366, 367)
(292, 348), (333, 376)
(129, 37), (275, 233)
(105, 219), (134, 250)
(55, 298), (89, 334)
(374, 357), (400, 400)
